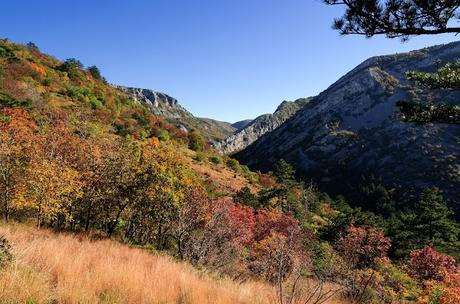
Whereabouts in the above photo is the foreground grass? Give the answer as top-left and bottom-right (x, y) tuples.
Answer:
(0, 224), (276, 304)
(0, 224), (348, 304)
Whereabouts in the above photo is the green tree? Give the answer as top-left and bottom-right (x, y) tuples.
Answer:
(397, 62), (460, 124)
(387, 188), (459, 258)
(414, 187), (459, 247)
(59, 58), (84, 79)
(60, 58), (84, 71)
(324, 0), (460, 39)
(233, 186), (259, 208)
(87, 65), (103, 80)
(271, 159), (301, 215)
(273, 159), (295, 185)
(26, 42), (39, 51)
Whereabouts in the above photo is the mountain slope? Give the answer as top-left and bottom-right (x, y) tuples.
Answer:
(232, 119), (253, 130)
(215, 98), (311, 154)
(236, 42), (460, 211)
(118, 86), (235, 141)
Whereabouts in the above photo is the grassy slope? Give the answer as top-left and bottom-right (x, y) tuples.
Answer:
(0, 224), (276, 304)
(0, 224), (349, 304)
(0, 224), (348, 304)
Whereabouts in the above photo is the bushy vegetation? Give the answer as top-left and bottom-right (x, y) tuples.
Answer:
(0, 235), (13, 268)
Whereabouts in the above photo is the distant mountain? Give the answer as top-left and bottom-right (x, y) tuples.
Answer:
(235, 42), (460, 212)
(215, 98), (311, 154)
(232, 119), (253, 130)
(198, 117), (237, 138)
(117, 86), (236, 141)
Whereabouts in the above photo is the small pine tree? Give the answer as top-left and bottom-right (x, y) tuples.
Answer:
(414, 187), (459, 247)
(61, 58), (84, 70)
(26, 42), (39, 51)
(233, 186), (259, 208)
(273, 159), (295, 185)
(87, 65), (103, 80)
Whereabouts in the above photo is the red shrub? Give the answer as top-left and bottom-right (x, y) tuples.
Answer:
(209, 199), (256, 247)
(254, 209), (300, 241)
(407, 246), (457, 281)
(225, 201), (256, 246)
(338, 225), (391, 268)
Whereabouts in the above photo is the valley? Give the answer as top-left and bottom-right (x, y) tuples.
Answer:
(1, 2), (460, 302)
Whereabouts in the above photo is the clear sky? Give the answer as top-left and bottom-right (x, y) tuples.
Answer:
(1, 0), (458, 122)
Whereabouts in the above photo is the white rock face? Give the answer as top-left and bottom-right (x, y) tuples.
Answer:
(236, 42), (460, 207)
(116, 86), (236, 140)
(215, 98), (311, 154)
(117, 86), (190, 120)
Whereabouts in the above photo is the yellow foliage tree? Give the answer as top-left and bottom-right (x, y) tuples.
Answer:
(14, 158), (83, 228)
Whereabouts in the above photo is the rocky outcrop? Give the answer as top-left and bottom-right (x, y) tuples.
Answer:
(117, 86), (236, 141)
(235, 42), (460, 211)
(215, 98), (311, 154)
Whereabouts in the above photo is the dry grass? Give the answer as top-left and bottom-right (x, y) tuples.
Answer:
(0, 224), (348, 304)
(0, 224), (275, 304)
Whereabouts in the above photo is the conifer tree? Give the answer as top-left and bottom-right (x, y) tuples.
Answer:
(414, 187), (459, 247)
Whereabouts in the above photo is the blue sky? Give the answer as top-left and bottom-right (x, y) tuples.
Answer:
(1, 0), (458, 122)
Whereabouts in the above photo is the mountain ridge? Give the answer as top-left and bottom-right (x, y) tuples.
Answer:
(235, 41), (460, 212)
(215, 98), (312, 154)
(118, 86), (236, 141)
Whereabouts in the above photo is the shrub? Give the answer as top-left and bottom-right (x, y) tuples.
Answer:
(441, 271), (460, 304)
(0, 235), (13, 268)
(338, 225), (391, 268)
(407, 246), (457, 281)
(233, 186), (259, 208)
(226, 158), (240, 172)
(60, 58), (84, 71)
(66, 86), (91, 102)
(0, 44), (15, 58)
(87, 65), (103, 80)
(89, 96), (103, 110)
(188, 130), (205, 152)
(59, 58), (84, 79)
(428, 284), (444, 304)
(26, 42), (39, 51)
(0, 89), (32, 109)
(157, 130), (170, 142)
(208, 155), (221, 165)
(374, 259), (421, 302)
(193, 152), (205, 162)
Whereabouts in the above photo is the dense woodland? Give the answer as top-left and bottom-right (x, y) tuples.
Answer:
(0, 37), (460, 304)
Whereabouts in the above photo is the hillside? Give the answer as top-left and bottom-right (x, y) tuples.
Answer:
(236, 42), (460, 212)
(215, 98), (311, 154)
(119, 86), (236, 141)
(232, 119), (253, 130)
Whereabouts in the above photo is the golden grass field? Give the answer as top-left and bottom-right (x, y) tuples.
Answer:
(0, 224), (347, 304)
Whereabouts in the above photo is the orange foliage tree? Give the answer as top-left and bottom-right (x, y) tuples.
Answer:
(0, 108), (36, 221)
